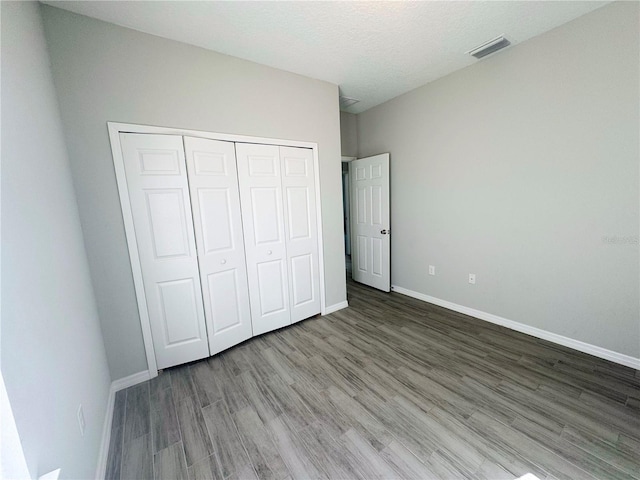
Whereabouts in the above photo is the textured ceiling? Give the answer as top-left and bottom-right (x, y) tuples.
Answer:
(43, 1), (609, 113)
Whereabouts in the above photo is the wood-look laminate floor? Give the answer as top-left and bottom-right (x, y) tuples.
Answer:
(106, 279), (640, 480)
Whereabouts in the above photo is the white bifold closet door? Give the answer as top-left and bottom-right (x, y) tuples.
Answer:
(121, 133), (210, 369)
(236, 143), (321, 335)
(279, 146), (321, 322)
(235, 143), (291, 334)
(183, 137), (252, 355)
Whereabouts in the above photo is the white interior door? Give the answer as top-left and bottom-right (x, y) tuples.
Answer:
(236, 143), (291, 335)
(121, 133), (210, 369)
(184, 137), (252, 355)
(280, 146), (321, 323)
(350, 153), (391, 292)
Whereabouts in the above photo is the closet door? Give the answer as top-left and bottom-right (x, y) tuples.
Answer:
(280, 147), (321, 322)
(236, 143), (291, 335)
(120, 133), (209, 369)
(183, 137), (252, 354)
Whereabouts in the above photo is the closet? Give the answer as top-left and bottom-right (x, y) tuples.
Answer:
(119, 132), (321, 369)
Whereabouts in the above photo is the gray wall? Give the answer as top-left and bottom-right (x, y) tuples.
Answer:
(357, 2), (640, 358)
(1, 2), (111, 478)
(340, 111), (358, 157)
(41, 5), (347, 380)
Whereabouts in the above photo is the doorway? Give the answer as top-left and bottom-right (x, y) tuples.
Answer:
(341, 157), (355, 278)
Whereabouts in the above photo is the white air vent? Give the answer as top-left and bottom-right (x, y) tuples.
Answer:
(339, 96), (360, 109)
(467, 35), (511, 59)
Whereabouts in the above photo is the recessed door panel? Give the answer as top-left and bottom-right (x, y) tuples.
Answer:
(291, 254), (314, 307)
(286, 187), (310, 240)
(236, 143), (291, 335)
(184, 137), (253, 355)
(371, 185), (383, 226)
(357, 235), (368, 273)
(248, 155), (277, 176)
(284, 156), (308, 176)
(207, 269), (242, 332)
(251, 188), (281, 245)
(145, 189), (190, 259)
(193, 151), (227, 175)
(158, 278), (203, 345)
(138, 149), (181, 175)
(121, 133), (210, 369)
(357, 187), (367, 224)
(372, 238), (383, 277)
(198, 188), (234, 253)
(257, 260), (287, 315)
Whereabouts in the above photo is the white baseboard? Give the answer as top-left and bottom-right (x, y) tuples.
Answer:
(323, 300), (349, 315)
(95, 387), (115, 480)
(110, 370), (151, 392)
(95, 370), (151, 479)
(391, 285), (640, 370)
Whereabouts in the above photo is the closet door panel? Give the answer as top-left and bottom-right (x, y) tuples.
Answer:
(184, 137), (252, 354)
(121, 133), (210, 369)
(280, 146), (321, 322)
(291, 253), (314, 305)
(256, 259), (288, 315)
(157, 278), (203, 344)
(236, 143), (291, 335)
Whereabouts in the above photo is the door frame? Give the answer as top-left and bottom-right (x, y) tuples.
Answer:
(107, 122), (327, 378)
(341, 156), (356, 258)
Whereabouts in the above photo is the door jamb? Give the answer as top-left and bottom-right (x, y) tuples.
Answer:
(341, 157), (355, 258)
(107, 121), (327, 378)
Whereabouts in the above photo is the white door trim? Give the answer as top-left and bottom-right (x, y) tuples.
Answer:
(107, 122), (327, 378)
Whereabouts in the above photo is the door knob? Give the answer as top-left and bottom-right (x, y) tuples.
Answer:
(381, 229), (390, 235)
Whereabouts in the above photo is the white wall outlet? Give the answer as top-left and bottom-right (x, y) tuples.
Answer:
(428, 265), (436, 276)
(77, 404), (85, 437)
(468, 273), (476, 284)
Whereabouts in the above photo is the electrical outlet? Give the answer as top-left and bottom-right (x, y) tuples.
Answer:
(468, 273), (476, 285)
(428, 265), (436, 276)
(77, 404), (85, 437)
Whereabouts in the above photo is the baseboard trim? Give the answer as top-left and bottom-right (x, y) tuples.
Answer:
(111, 370), (151, 393)
(95, 386), (115, 480)
(95, 370), (151, 479)
(323, 300), (349, 315)
(391, 285), (640, 370)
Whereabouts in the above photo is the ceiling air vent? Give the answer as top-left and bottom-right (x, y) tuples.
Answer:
(339, 96), (360, 109)
(467, 35), (511, 59)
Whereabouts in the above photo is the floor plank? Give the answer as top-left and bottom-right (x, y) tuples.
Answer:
(153, 442), (188, 480)
(123, 382), (150, 443)
(121, 434), (153, 480)
(201, 400), (251, 479)
(266, 416), (326, 480)
(232, 406), (290, 480)
(150, 386), (180, 453)
(105, 425), (123, 480)
(175, 396), (214, 467)
(187, 455), (224, 480)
